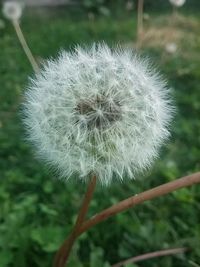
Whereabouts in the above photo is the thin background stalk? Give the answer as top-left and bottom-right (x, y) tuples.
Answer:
(54, 175), (97, 267)
(112, 247), (188, 267)
(137, 0), (144, 44)
(172, 4), (178, 18)
(12, 19), (39, 73)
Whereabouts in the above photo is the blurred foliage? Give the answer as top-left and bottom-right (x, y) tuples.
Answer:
(80, 0), (200, 15)
(0, 3), (200, 267)
(82, 0), (111, 16)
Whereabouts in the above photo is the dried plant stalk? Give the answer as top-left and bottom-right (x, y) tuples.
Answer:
(112, 247), (188, 266)
(54, 175), (97, 267)
(79, 172), (200, 235)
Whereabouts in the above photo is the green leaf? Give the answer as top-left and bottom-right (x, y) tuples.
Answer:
(0, 251), (13, 267)
(31, 226), (64, 252)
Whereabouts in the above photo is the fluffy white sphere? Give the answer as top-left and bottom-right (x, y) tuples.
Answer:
(2, 1), (23, 21)
(23, 44), (174, 185)
(169, 0), (186, 7)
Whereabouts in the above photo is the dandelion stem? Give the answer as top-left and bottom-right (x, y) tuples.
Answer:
(78, 172), (200, 235)
(12, 19), (39, 73)
(172, 5), (177, 18)
(137, 0), (144, 44)
(53, 175), (97, 267)
(54, 172), (200, 266)
(112, 247), (188, 267)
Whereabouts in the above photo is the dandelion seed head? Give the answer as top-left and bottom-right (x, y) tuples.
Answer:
(2, 1), (23, 21)
(23, 44), (174, 185)
(169, 0), (186, 7)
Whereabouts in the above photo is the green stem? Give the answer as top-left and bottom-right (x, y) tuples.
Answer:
(12, 19), (39, 73)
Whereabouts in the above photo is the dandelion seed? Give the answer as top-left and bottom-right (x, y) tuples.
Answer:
(23, 44), (174, 185)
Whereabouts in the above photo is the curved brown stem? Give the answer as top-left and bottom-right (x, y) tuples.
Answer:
(78, 172), (200, 235)
(112, 247), (188, 267)
(53, 175), (97, 267)
(53, 172), (200, 267)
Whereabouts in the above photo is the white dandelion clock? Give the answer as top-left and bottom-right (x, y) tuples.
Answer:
(169, 0), (186, 7)
(23, 44), (174, 185)
(2, 1), (23, 21)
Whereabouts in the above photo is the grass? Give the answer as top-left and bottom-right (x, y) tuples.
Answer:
(0, 6), (200, 267)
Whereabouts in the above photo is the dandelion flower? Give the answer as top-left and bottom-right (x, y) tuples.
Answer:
(23, 44), (174, 185)
(169, 0), (186, 7)
(2, 1), (23, 21)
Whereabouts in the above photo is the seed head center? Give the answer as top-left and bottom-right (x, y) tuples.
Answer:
(75, 95), (122, 129)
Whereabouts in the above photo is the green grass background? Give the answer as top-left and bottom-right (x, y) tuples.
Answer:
(0, 3), (200, 267)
